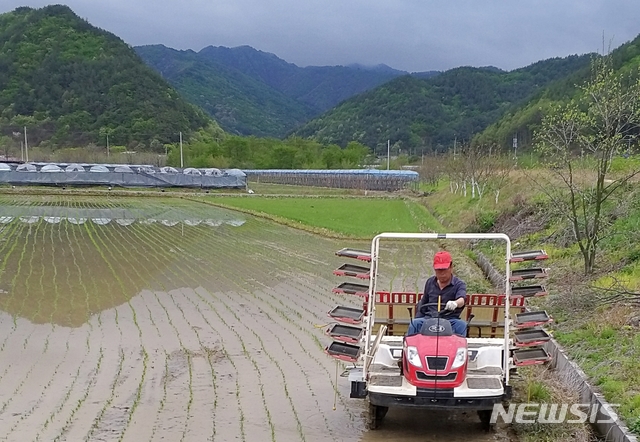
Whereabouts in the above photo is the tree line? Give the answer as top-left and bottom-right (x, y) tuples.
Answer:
(0, 129), (373, 171)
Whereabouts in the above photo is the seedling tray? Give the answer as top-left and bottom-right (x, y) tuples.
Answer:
(332, 282), (369, 297)
(333, 263), (370, 279)
(325, 341), (361, 363)
(335, 248), (371, 262)
(328, 305), (365, 324)
(513, 347), (552, 366)
(511, 285), (548, 298)
(509, 268), (548, 281)
(510, 250), (548, 262)
(514, 310), (552, 328)
(326, 323), (363, 344)
(514, 328), (551, 347)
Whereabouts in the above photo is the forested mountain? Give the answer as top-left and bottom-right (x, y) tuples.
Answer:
(193, 45), (412, 111)
(134, 45), (317, 138)
(135, 44), (421, 137)
(0, 5), (216, 149)
(475, 34), (640, 151)
(291, 55), (593, 154)
(3, 4), (631, 161)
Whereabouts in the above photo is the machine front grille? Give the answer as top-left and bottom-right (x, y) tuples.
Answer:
(426, 356), (448, 370)
(416, 371), (457, 381)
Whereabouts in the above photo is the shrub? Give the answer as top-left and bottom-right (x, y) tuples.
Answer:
(475, 210), (499, 232)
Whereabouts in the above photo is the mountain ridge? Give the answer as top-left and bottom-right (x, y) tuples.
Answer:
(0, 5), (216, 149)
(135, 43), (419, 137)
(290, 53), (596, 152)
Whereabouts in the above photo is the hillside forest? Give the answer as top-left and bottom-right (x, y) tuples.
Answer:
(1, 5), (640, 171)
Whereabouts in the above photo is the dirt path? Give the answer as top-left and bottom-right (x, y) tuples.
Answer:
(0, 198), (516, 441)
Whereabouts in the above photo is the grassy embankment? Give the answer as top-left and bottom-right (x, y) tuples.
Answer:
(205, 169), (640, 438)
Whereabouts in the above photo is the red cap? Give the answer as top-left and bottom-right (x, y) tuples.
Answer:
(433, 251), (452, 269)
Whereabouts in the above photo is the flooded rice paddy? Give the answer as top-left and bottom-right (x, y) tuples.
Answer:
(0, 195), (510, 441)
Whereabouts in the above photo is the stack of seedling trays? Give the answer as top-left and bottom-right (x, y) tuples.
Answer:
(509, 249), (554, 366)
(324, 248), (371, 363)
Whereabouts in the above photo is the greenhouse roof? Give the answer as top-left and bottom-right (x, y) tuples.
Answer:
(242, 169), (418, 178)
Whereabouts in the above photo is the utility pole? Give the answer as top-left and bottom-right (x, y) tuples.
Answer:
(106, 133), (110, 158)
(512, 133), (518, 160)
(24, 127), (28, 162)
(387, 139), (390, 170)
(179, 131), (183, 168)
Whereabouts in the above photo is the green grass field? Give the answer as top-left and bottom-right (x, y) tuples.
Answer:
(203, 196), (443, 238)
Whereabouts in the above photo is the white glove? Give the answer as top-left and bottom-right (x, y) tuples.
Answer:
(445, 300), (458, 311)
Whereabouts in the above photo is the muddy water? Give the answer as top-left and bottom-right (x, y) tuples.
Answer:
(0, 196), (511, 441)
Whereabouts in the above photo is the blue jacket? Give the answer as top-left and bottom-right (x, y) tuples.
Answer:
(416, 275), (467, 319)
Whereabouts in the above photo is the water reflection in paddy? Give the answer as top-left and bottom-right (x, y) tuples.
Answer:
(0, 197), (250, 327)
(0, 203), (246, 227)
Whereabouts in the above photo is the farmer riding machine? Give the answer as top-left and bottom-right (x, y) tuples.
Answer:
(324, 232), (553, 429)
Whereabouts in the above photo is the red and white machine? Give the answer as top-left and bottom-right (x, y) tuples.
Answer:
(324, 232), (554, 429)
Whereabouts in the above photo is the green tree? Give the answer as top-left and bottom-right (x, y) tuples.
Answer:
(269, 144), (299, 169)
(322, 144), (343, 168)
(533, 55), (640, 274)
(0, 135), (17, 160)
(222, 136), (251, 166)
(343, 141), (370, 167)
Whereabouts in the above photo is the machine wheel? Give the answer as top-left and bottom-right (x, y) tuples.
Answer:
(367, 402), (388, 430)
(477, 409), (495, 431)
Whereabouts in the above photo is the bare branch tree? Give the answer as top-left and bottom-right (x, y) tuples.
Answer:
(533, 55), (640, 274)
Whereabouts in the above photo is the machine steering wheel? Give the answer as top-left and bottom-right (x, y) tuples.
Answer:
(418, 301), (457, 318)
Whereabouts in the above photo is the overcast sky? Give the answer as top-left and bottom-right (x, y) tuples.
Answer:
(3, 1), (640, 72)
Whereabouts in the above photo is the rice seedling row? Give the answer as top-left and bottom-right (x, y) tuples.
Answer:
(154, 221), (352, 414)
(124, 292), (180, 442)
(84, 346), (127, 441)
(31, 204), (110, 440)
(106, 212), (214, 438)
(47, 316), (113, 441)
(9, 333), (74, 438)
(30, 332), (101, 441)
(98, 220), (195, 442)
(97, 221), (170, 442)
(0, 321), (57, 422)
(0, 223), (64, 426)
(23, 214), (47, 315)
(80, 217), (149, 440)
(181, 262), (359, 433)
(132, 219), (358, 436)
(6, 219), (88, 437)
(121, 223), (249, 441)
(173, 221), (340, 330)
(58, 215), (75, 327)
(42, 221), (60, 325)
(7, 220), (39, 327)
(125, 221), (285, 440)
(73, 219), (131, 441)
(0, 196), (473, 441)
(75, 199), (110, 328)
(0, 219), (29, 355)
(38, 327), (99, 441)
